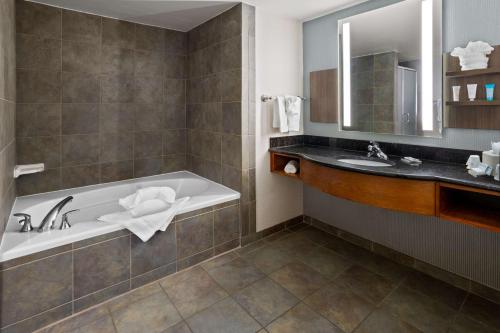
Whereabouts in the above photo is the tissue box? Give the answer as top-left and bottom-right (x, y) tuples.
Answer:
(483, 150), (500, 176)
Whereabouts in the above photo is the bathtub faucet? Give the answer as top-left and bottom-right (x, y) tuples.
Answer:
(38, 196), (74, 232)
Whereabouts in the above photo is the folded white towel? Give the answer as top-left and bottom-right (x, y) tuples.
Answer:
(284, 160), (299, 174)
(130, 199), (170, 218)
(119, 187), (176, 210)
(272, 96), (288, 133)
(285, 95), (302, 132)
(98, 197), (190, 242)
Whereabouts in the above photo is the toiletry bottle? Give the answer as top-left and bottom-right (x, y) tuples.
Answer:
(485, 83), (495, 101)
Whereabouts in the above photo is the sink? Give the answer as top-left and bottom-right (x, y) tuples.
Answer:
(336, 156), (395, 167)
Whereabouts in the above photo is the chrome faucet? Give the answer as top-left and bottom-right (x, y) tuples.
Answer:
(367, 141), (388, 160)
(38, 196), (74, 232)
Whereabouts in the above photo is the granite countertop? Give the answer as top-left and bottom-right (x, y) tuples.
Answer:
(269, 145), (500, 193)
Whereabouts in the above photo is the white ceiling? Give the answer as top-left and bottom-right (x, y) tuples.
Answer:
(29, 0), (369, 32)
(342, 0), (421, 62)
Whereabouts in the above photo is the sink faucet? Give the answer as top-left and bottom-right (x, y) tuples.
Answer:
(38, 196), (74, 232)
(367, 141), (388, 160)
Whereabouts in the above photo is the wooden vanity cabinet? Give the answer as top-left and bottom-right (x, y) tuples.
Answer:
(300, 159), (436, 216)
(270, 152), (500, 232)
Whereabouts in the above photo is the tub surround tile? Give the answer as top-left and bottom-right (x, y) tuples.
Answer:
(176, 212), (214, 259)
(0, 253), (72, 327)
(15, 1), (190, 194)
(16, 0), (61, 38)
(62, 10), (101, 44)
(62, 40), (101, 74)
(73, 281), (131, 313)
(37, 305), (109, 333)
(177, 248), (215, 271)
(131, 225), (176, 277)
(130, 262), (177, 289)
(16, 33), (61, 71)
(0, 303), (73, 333)
(74, 235), (131, 298)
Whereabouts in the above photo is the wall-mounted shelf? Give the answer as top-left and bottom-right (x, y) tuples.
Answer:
(444, 45), (500, 130)
(446, 68), (500, 78)
(446, 101), (500, 106)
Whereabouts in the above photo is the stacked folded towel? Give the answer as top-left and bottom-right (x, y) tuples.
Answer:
(284, 160), (299, 174)
(98, 187), (189, 242)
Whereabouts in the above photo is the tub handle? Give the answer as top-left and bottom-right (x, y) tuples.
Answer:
(14, 213), (33, 233)
(60, 209), (79, 230)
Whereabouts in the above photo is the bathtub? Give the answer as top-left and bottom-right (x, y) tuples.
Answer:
(0, 171), (240, 262)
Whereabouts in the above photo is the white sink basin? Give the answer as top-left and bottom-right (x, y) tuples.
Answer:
(337, 158), (394, 167)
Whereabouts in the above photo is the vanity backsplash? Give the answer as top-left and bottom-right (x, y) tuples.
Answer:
(270, 135), (480, 165)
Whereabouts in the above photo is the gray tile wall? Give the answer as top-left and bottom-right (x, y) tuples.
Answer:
(0, 0), (17, 239)
(186, 4), (256, 240)
(15, 0), (188, 196)
(0, 200), (240, 332)
(351, 52), (396, 133)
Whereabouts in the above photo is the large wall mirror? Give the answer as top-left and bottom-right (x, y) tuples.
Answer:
(338, 0), (442, 137)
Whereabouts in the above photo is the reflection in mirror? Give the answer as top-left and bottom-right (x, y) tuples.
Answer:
(339, 0), (442, 137)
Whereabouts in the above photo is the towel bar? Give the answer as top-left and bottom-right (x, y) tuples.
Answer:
(261, 95), (306, 102)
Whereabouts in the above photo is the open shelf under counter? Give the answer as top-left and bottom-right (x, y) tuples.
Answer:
(437, 182), (500, 233)
(270, 152), (301, 179)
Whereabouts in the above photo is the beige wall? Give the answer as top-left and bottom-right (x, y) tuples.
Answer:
(255, 9), (303, 231)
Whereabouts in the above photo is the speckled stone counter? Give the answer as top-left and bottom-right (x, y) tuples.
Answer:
(269, 145), (500, 193)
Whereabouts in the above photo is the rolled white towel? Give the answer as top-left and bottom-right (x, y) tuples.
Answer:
(119, 187), (176, 210)
(130, 199), (171, 218)
(284, 160), (299, 174)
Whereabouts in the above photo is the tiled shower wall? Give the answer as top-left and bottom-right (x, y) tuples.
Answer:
(0, 0), (17, 238)
(186, 4), (256, 240)
(15, 0), (188, 196)
(351, 52), (397, 133)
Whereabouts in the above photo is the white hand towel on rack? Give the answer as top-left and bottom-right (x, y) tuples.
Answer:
(285, 95), (302, 132)
(272, 96), (288, 133)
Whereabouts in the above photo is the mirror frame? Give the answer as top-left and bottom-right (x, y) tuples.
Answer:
(338, 0), (443, 138)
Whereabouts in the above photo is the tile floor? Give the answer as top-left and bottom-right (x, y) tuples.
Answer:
(37, 225), (500, 333)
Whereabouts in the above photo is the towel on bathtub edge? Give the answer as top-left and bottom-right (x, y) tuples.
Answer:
(98, 196), (190, 242)
(119, 187), (176, 210)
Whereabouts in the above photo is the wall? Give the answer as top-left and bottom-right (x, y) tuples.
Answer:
(0, 0), (17, 239)
(303, 0), (500, 151)
(255, 10), (303, 232)
(15, 0), (188, 196)
(302, 0), (500, 291)
(186, 4), (257, 240)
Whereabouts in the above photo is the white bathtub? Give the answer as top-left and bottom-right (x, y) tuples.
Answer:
(0, 171), (240, 262)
